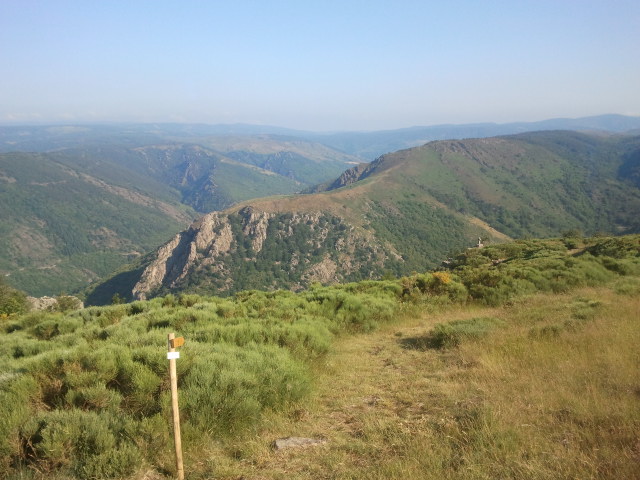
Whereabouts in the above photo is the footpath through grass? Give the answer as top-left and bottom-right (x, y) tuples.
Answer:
(210, 286), (640, 480)
(1, 235), (639, 479)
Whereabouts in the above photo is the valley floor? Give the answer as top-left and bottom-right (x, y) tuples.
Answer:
(198, 286), (639, 480)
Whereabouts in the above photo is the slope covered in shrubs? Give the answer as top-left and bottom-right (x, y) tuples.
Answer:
(0, 234), (638, 478)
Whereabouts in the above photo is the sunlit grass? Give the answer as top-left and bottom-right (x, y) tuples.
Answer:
(213, 287), (639, 479)
(2, 235), (638, 479)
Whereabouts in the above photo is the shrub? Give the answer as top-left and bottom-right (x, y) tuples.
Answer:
(20, 409), (141, 478)
(0, 278), (29, 316)
(31, 319), (62, 340)
(162, 294), (176, 307)
(64, 385), (123, 412)
(128, 301), (147, 315)
(30, 315), (83, 340)
(182, 343), (310, 436)
(599, 256), (640, 276)
(11, 337), (58, 359)
(178, 293), (201, 307)
(614, 277), (640, 296)
(426, 317), (504, 349)
(0, 374), (40, 470)
(52, 295), (83, 312)
(88, 304), (128, 327)
(102, 349), (162, 417)
(586, 236), (640, 259)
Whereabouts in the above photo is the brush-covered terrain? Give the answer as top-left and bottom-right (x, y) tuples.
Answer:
(0, 129), (357, 296)
(3, 121), (640, 299)
(98, 130), (640, 303)
(1, 234), (638, 479)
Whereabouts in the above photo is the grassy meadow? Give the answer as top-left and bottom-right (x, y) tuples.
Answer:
(0, 235), (638, 479)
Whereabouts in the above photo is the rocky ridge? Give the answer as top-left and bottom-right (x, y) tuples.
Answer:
(131, 207), (396, 299)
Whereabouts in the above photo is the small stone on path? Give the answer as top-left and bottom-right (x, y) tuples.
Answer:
(274, 437), (327, 450)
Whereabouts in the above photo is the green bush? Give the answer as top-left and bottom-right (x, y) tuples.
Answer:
(30, 315), (83, 340)
(20, 409), (141, 478)
(426, 317), (504, 349)
(10, 337), (57, 359)
(64, 385), (123, 412)
(162, 293), (176, 307)
(0, 374), (40, 470)
(599, 256), (640, 276)
(182, 343), (310, 436)
(51, 295), (83, 312)
(614, 277), (640, 296)
(178, 293), (201, 307)
(586, 236), (640, 259)
(0, 278), (29, 316)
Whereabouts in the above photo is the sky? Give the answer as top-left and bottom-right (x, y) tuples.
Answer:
(1, 0), (639, 131)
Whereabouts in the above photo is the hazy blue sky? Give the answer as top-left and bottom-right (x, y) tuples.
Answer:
(1, 0), (638, 131)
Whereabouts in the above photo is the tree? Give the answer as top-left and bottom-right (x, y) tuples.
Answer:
(53, 295), (83, 312)
(111, 293), (124, 305)
(0, 278), (29, 316)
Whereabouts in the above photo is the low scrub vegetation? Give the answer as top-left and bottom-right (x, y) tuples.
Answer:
(0, 234), (638, 478)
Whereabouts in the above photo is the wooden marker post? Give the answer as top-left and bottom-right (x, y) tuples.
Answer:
(168, 333), (185, 480)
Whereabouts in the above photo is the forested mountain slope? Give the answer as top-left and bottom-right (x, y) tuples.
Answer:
(0, 152), (194, 296)
(0, 131), (358, 296)
(91, 131), (640, 303)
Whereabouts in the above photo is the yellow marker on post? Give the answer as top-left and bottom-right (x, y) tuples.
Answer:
(168, 333), (185, 480)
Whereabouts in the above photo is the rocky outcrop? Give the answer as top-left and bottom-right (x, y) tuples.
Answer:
(132, 212), (237, 300)
(326, 162), (371, 189)
(26, 296), (58, 311)
(27, 295), (84, 311)
(238, 206), (273, 253)
(311, 154), (392, 192)
(130, 207), (397, 300)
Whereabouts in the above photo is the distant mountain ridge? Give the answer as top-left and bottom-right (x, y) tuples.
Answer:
(3, 116), (640, 298)
(0, 136), (357, 295)
(306, 114), (640, 159)
(87, 130), (640, 304)
(0, 152), (194, 296)
(2, 114), (640, 159)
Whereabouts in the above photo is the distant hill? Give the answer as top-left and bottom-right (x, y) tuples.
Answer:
(49, 144), (305, 213)
(0, 152), (194, 296)
(4, 118), (640, 299)
(87, 130), (640, 303)
(306, 114), (640, 159)
(0, 132), (359, 296)
(3, 114), (640, 160)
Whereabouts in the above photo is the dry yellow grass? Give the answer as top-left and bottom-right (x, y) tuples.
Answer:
(197, 288), (639, 480)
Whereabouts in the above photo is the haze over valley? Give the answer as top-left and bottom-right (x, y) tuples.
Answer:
(1, 2), (640, 479)
(1, 117), (639, 299)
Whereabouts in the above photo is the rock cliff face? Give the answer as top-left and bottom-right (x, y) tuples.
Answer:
(131, 206), (396, 299)
(310, 154), (397, 192)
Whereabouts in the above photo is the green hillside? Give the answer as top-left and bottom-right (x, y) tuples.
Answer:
(0, 234), (638, 479)
(49, 144), (305, 213)
(183, 134), (362, 185)
(0, 152), (193, 296)
(318, 131), (640, 238)
(0, 133), (359, 296)
(106, 130), (640, 302)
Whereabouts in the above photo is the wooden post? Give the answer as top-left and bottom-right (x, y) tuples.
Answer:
(168, 333), (185, 480)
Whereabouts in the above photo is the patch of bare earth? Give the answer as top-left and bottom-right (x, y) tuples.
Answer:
(10, 225), (56, 263)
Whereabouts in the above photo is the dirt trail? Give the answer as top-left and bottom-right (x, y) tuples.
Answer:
(230, 305), (494, 479)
